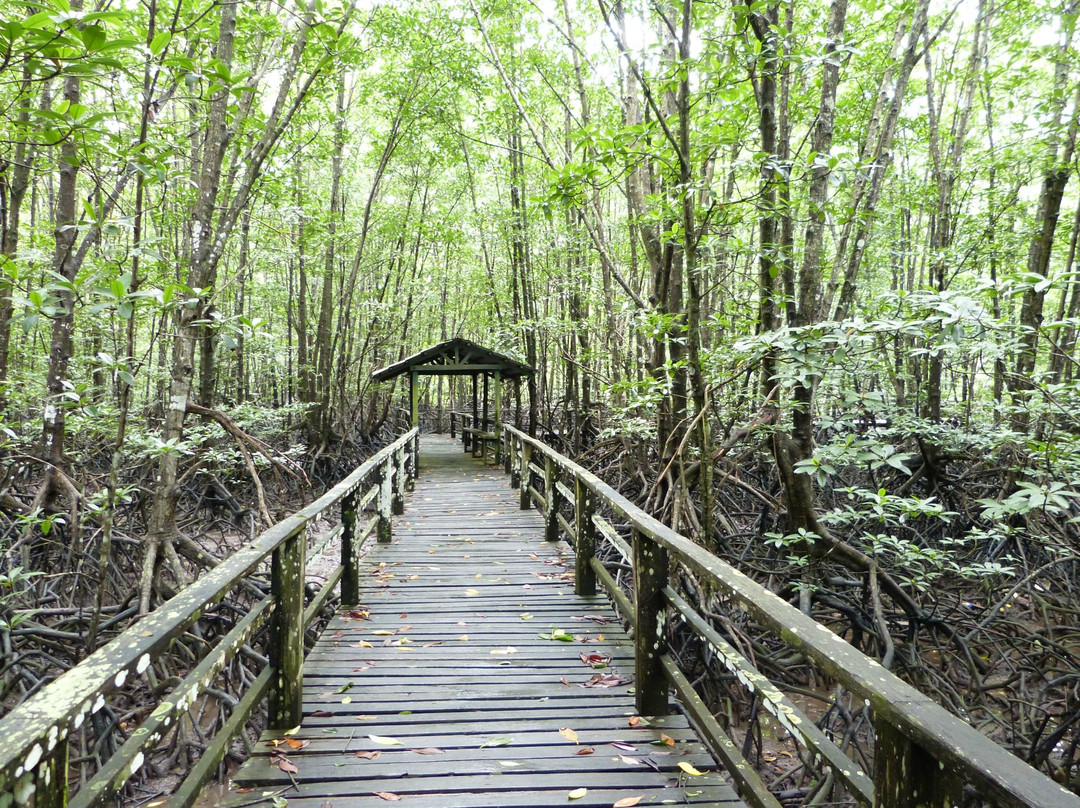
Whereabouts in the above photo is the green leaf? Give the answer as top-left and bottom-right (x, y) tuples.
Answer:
(81, 24), (107, 51)
(149, 30), (172, 55)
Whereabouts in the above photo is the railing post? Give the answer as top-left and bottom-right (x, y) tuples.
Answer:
(463, 422), (471, 453)
(269, 526), (306, 729)
(544, 454), (560, 542)
(450, 412), (456, 439)
(574, 476), (597, 596)
(502, 430), (511, 473)
(520, 442), (532, 510)
(377, 458), (392, 544)
(874, 722), (963, 808)
(509, 435), (521, 489)
(411, 430), (420, 480)
(392, 446), (406, 515)
(633, 528), (669, 715)
(341, 490), (359, 605)
(31, 745), (68, 808)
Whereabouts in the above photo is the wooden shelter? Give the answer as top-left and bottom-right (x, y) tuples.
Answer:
(371, 337), (534, 433)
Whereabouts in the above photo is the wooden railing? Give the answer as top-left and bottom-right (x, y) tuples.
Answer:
(0, 428), (420, 808)
(496, 424), (1079, 808)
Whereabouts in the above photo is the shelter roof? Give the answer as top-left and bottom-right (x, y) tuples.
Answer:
(371, 338), (534, 382)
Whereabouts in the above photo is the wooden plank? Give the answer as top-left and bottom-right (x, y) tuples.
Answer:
(221, 436), (743, 808)
(225, 789), (740, 808)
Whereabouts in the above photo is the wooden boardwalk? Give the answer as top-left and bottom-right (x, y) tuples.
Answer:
(226, 435), (742, 808)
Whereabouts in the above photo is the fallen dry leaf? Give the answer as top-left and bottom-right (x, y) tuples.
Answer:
(354, 751), (380, 760)
(558, 727), (579, 744)
(568, 788), (588, 800)
(611, 742), (636, 752)
(619, 754), (642, 765)
(575, 747), (595, 756)
(368, 734), (403, 746)
(410, 747), (444, 755)
(677, 762), (705, 776)
(272, 755), (298, 774)
(373, 792), (402, 801)
(613, 797), (644, 807)
(284, 738), (309, 750)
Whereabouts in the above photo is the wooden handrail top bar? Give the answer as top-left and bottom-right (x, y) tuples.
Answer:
(0, 428), (419, 789)
(502, 425), (1080, 808)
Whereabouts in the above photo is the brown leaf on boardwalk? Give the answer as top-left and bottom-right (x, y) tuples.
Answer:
(284, 738), (309, 750)
(558, 727), (579, 744)
(583, 673), (628, 688)
(374, 792), (402, 801)
(410, 747), (444, 755)
(310, 710), (335, 717)
(272, 755), (298, 774)
(354, 751), (381, 760)
(579, 652), (611, 668)
(613, 797), (644, 807)
(575, 747), (595, 756)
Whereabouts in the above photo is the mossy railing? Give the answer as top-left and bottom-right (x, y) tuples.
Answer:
(495, 424), (1078, 808)
(0, 428), (419, 808)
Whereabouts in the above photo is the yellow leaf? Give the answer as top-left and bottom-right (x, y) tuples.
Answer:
(465, 589), (480, 596)
(558, 727), (579, 744)
(369, 735), (403, 746)
(568, 788), (588, 800)
(678, 762), (705, 776)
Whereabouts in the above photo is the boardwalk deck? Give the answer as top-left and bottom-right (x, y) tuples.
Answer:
(225, 435), (743, 808)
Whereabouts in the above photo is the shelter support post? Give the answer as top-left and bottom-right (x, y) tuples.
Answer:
(494, 370), (502, 466)
(410, 371), (419, 429)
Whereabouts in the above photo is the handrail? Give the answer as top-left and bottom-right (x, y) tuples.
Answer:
(499, 424), (1079, 808)
(0, 428), (420, 808)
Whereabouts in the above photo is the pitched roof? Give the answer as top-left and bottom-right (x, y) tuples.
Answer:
(371, 337), (535, 382)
